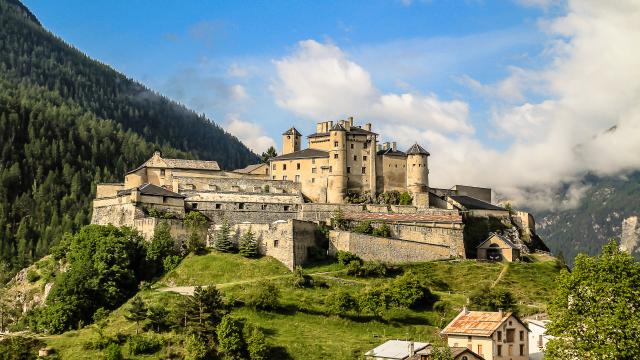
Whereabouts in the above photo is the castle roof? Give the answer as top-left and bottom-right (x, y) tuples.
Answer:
(406, 143), (430, 156)
(127, 152), (220, 174)
(449, 195), (505, 211)
(477, 233), (518, 249)
(330, 122), (346, 131)
(441, 310), (521, 337)
(307, 126), (377, 138)
(376, 148), (407, 157)
(271, 148), (329, 161)
(232, 163), (268, 174)
(282, 127), (301, 136)
(344, 212), (462, 224)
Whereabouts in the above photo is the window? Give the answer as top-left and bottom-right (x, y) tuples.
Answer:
(261, 204), (267, 210)
(519, 344), (525, 356)
(272, 176), (276, 180)
(312, 167), (317, 173)
(283, 164), (287, 170)
(311, 178), (315, 183)
(329, 166), (333, 173)
(506, 329), (515, 343)
(334, 141), (338, 147)
(283, 175), (287, 180)
(497, 345), (502, 356)
(215, 203), (222, 210)
(347, 167), (351, 174)
(363, 156), (367, 161)
(350, 143), (354, 149)
(312, 158), (316, 164)
(334, 154), (339, 159)
(477, 344), (482, 355)
(538, 335), (543, 348)
(238, 203), (245, 210)
(274, 240), (279, 247)
(509, 321), (513, 326)
(467, 336), (472, 342)
(287, 135), (291, 139)
(192, 203), (198, 209)
(295, 175), (300, 182)
(353, 155), (357, 161)
(362, 167), (366, 174)
(461, 357), (468, 360)
(363, 142), (368, 149)
(284, 205), (290, 211)
(520, 331), (525, 341)
(297, 163), (301, 170)
(160, 169), (165, 176)
(497, 331), (502, 341)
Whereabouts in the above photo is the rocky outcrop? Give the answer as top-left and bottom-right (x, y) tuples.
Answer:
(621, 216), (640, 255)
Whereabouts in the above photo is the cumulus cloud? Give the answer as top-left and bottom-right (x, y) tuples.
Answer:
(272, 39), (473, 135)
(224, 115), (277, 154)
(271, 0), (640, 211)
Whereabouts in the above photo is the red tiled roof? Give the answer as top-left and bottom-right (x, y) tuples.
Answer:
(344, 212), (462, 224)
(441, 311), (513, 336)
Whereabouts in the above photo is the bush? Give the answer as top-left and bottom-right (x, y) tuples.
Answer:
(185, 335), (209, 360)
(387, 272), (437, 309)
(217, 315), (245, 359)
(469, 286), (517, 313)
(353, 220), (373, 234)
(346, 260), (392, 278)
(399, 191), (413, 205)
(336, 251), (361, 266)
(245, 281), (279, 310)
(128, 334), (163, 355)
(326, 289), (358, 316)
(163, 255), (181, 273)
(0, 336), (44, 360)
(246, 326), (269, 360)
(372, 223), (391, 238)
(104, 343), (123, 360)
(330, 208), (347, 230)
(26, 269), (40, 283)
(292, 266), (312, 288)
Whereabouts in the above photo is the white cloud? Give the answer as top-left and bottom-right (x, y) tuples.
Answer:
(230, 84), (249, 101)
(271, 0), (640, 211)
(224, 115), (277, 154)
(272, 39), (473, 135)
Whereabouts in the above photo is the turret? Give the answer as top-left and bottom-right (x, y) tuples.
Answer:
(282, 127), (301, 155)
(406, 143), (430, 207)
(327, 122), (347, 203)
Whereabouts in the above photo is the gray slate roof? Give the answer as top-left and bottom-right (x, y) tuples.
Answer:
(477, 233), (518, 249)
(282, 127), (301, 136)
(406, 143), (430, 156)
(307, 126), (377, 138)
(377, 148), (407, 157)
(450, 195), (505, 211)
(272, 148), (329, 161)
(119, 183), (185, 198)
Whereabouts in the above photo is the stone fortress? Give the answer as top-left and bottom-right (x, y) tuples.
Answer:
(91, 117), (544, 270)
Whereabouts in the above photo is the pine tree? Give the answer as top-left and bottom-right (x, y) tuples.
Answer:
(239, 229), (258, 258)
(214, 221), (234, 253)
(216, 315), (245, 359)
(246, 326), (269, 360)
(125, 297), (147, 335)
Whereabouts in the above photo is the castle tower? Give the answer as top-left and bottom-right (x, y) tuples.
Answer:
(327, 122), (347, 203)
(406, 143), (430, 207)
(282, 127), (301, 155)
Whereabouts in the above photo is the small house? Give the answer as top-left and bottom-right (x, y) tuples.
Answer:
(365, 340), (430, 360)
(476, 233), (520, 262)
(409, 345), (485, 360)
(526, 319), (552, 360)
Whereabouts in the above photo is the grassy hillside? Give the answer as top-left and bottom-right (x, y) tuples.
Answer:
(38, 252), (561, 359)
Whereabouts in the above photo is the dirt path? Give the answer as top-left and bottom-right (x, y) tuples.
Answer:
(157, 270), (349, 295)
(491, 263), (509, 288)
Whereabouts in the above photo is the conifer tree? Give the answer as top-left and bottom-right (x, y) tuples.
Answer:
(216, 315), (245, 359)
(246, 326), (269, 360)
(125, 297), (147, 335)
(214, 221), (234, 253)
(239, 229), (258, 258)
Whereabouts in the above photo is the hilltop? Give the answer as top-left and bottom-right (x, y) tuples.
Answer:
(28, 251), (561, 359)
(0, 0), (258, 272)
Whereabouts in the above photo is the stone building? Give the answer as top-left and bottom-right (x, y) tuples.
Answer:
(476, 233), (521, 262)
(270, 117), (430, 206)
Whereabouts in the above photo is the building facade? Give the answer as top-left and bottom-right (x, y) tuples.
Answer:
(270, 117), (430, 206)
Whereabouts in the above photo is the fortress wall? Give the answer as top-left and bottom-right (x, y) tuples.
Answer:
(328, 230), (454, 263)
(96, 184), (124, 198)
(174, 176), (301, 194)
(133, 217), (188, 242)
(91, 202), (141, 227)
(390, 205), (417, 214)
(298, 203), (366, 222)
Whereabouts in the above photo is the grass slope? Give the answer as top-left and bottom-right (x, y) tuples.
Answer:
(41, 252), (561, 359)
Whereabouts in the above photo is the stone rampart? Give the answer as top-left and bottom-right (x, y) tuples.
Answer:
(133, 217), (188, 242)
(328, 230), (455, 263)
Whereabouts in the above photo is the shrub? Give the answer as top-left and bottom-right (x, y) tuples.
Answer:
(386, 272), (437, 309)
(0, 336), (44, 360)
(146, 221), (176, 272)
(128, 334), (163, 355)
(326, 289), (358, 316)
(292, 266), (312, 288)
(353, 220), (373, 234)
(346, 260), (391, 278)
(163, 255), (181, 273)
(104, 343), (123, 360)
(336, 251), (361, 266)
(399, 191), (413, 205)
(469, 286), (517, 313)
(372, 223), (391, 238)
(217, 315), (245, 359)
(26, 269), (40, 283)
(246, 326), (269, 360)
(330, 208), (347, 230)
(245, 281), (279, 310)
(185, 334), (209, 360)
(239, 230), (259, 258)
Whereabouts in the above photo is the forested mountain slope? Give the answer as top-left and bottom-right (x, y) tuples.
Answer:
(0, 0), (258, 271)
(535, 171), (640, 266)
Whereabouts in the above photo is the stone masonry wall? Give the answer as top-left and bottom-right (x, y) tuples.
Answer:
(329, 230), (454, 263)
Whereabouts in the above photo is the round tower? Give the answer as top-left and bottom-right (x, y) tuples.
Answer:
(327, 122), (347, 203)
(406, 143), (430, 207)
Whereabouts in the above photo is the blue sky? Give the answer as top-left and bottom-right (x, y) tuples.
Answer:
(21, 1), (640, 208)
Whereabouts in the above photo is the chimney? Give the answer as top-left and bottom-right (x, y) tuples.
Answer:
(316, 122), (323, 133)
(347, 116), (354, 129)
(383, 142), (390, 150)
(499, 308), (504, 317)
(463, 305), (469, 315)
(328, 121), (333, 131)
(377, 144), (382, 152)
(392, 142), (397, 151)
(364, 123), (372, 131)
(409, 341), (415, 356)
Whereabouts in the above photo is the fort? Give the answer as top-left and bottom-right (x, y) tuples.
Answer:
(91, 117), (543, 270)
